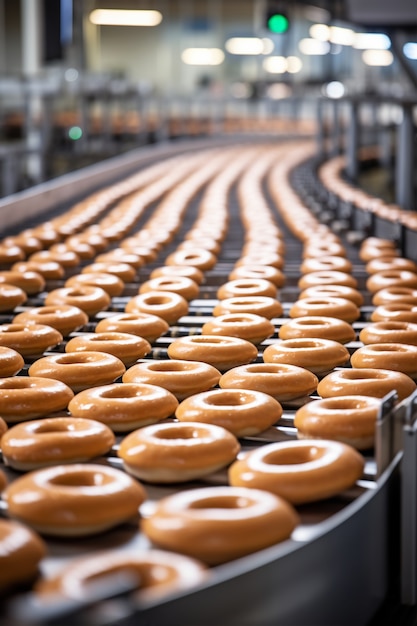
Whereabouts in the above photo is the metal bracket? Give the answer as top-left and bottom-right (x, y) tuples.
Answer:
(375, 390), (398, 479)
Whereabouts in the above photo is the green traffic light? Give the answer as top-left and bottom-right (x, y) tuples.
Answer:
(267, 13), (289, 33)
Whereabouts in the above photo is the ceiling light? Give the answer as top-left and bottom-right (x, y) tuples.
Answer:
(226, 37), (267, 55)
(403, 42), (417, 59)
(263, 56), (287, 74)
(181, 48), (225, 65)
(299, 38), (330, 55)
(329, 26), (355, 46)
(362, 49), (394, 66)
(89, 9), (163, 26)
(286, 56), (302, 73)
(354, 33), (391, 50)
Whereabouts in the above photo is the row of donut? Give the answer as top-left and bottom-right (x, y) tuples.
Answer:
(0, 138), (413, 612)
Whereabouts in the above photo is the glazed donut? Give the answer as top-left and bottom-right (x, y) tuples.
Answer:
(0, 346), (24, 376)
(29, 249), (80, 269)
(350, 343), (417, 379)
(235, 252), (284, 270)
(141, 485), (298, 565)
(167, 335), (258, 372)
(125, 291), (189, 325)
(359, 321), (417, 345)
(372, 287), (417, 307)
(217, 279), (277, 300)
(317, 368), (416, 402)
(228, 265), (285, 288)
(202, 313), (275, 345)
(118, 421), (240, 483)
(0, 270), (45, 295)
(35, 549), (207, 602)
(300, 256), (353, 274)
(45, 286), (111, 317)
(0, 377), (74, 422)
(150, 265), (204, 285)
(263, 338), (350, 376)
(279, 316), (356, 344)
(0, 284), (27, 312)
(82, 262), (136, 283)
(0, 244), (25, 265)
(13, 305), (88, 337)
(371, 303), (417, 324)
(0, 323), (63, 357)
(139, 276), (199, 301)
(366, 270), (417, 294)
(50, 240), (95, 260)
(65, 332), (151, 366)
(28, 351), (126, 392)
(303, 241), (347, 258)
(289, 297), (360, 323)
(123, 359), (221, 401)
(12, 260), (65, 281)
(229, 439), (364, 504)
(219, 362), (318, 404)
(0, 416), (7, 438)
(68, 382), (178, 431)
(95, 250), (145, 269)
(366, 257), (417, 275)
(165, 249), (217, 271)
(3, 463), (146, 536)
(213, 296), (283, 320)
(1, 417), (115, 470)
(294, 395), (382, 450)
(299, 285), (364, 307)
(359, 238), (398, 262)
(298, 271), (358, 290)
(65, 272), (125, 298)
(95, 312), (169, 344)
(0, 519), (46, 591)
(3, 233), (42, 256)
(175, 388), (282, 437)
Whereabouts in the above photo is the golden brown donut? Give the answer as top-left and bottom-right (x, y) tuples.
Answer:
(82, 261), (136, 283)
(235, 252), (285, 269)
(0, 377), (74, 422)
(202, 313), (275, 345)
(65, 331), (151, 366)
(29, 249), (80, 269)
(0, 270), (45, 295)
(229, 439), (364, 503)
(212, 296), (283, 320)
(0, 346), (24, 376)
(1, 417), (115, 470)
(366, 257), (417, 275)
(303, 241), (347, 258)
(351, 343), (417, 379)
(175, 388), (282, 436)
(359, 321), (417, 345)
(125, 291), (189, 325)
(12, 260), (65, 281)
(298, 271), (358, 290)
(45, 286), (111, 317)
(359, 237), (398, 262)
(65, 272), (125, 297)
(294, 395), (381, 449)
(141, 485), (298, 565)
(0, 283), (27, 312)
(118, 421), (240, 483)
(150, 265), (204, 286)
(4, 463), (146, 536)
(217, 279), (277, 300)
(289, 297), (360, 323)
(68, 382), (178, 431)
(0, 519), (46, 591)
(0, 323), (63, 357)
(168, 335), (258, 372)
(228, 265), (285, 288)
(123, 359), (221, 401)
(165, 249), (217, 271)
(219, 362), (318, 404)
(299, 285), (364, 307)
(0, 468), (6, 492)
(300, 256), (353, 274)
(3, 233), (42, 256)
(95, 312), (169, 343)
(372, 287), (417, 306)
(279, 316), (356, 344)
(13, 305), (88, 337)
(50, 240), (95, 260)
(366, 270), (417, 294)
(28, 351), (125, 392)
(263, 338), (350, 375)
(0, 244), (25, 265)
(95, 249), (145, 269)
(317, 367), (416, 402)
(139, 276), (199, 301)
(371, 303), (417, 324)
(0, 416), (7, 438)
(35, 549), (207, 602)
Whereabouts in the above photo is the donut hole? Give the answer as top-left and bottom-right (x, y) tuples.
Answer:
(49, 471), (112, 487)
(154, 426), (200, 440)
(188, 495), (250, 511)
(190, 336), (227, 345)
(78, 565), (142, 588)
(319, 397), (376, 411)
(144, 295), (172, 306)
(1, 324), (25, 333)
(56, 353), (101, 364)
(147, 361), (188, 372)
(263, 446), (324, 465)
(205, 391), (252, 407)
(281, 339), (321, 349)
(33, 422), (72, 434)
(339, 370), (383, 381)
(99, 386), (141, 399)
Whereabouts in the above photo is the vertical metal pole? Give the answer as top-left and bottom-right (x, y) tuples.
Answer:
(401, 392), (417, 605)
(396, 103), (415, 212)
(345, 98), (359, 182)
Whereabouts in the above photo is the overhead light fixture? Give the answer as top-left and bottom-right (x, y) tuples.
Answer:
(299, 38), (330, 55)
(286, 56), (302, 73)
(362, 49), (393, 66)
(181, 48), (225, 66)
(329, 26), (355, 46)
(263, 56), (287, 74)
(89, 9), (163, 26)
(354, 33), (391, 50)
(403, 42), (417, 59)
(226, 37), (271, 55)
(309, 24), (330, 41)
